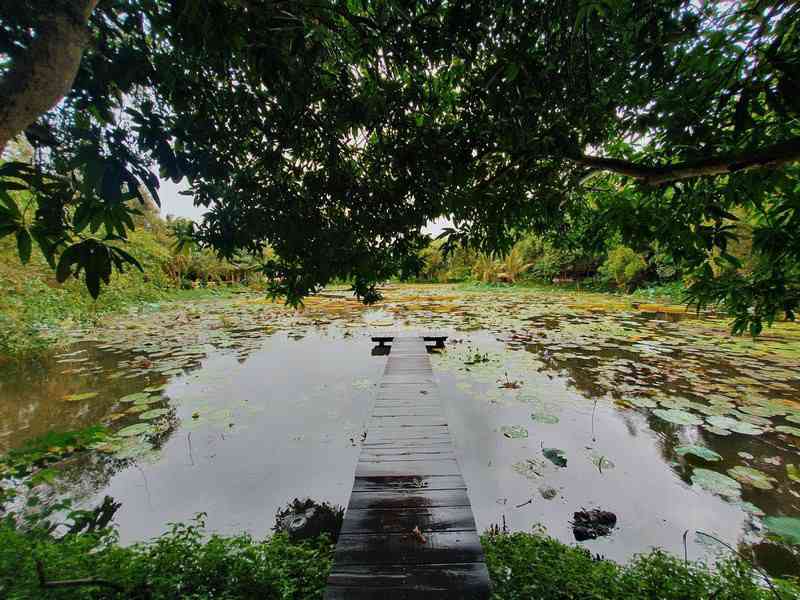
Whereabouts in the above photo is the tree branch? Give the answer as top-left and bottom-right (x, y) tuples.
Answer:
(0, 0), (100, 153)
(35, 559), (125, 593)
(570, 137), (800, 186)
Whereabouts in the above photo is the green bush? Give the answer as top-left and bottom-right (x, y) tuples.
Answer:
(0, 516), (333, 599)
(483, 531), (800, 600)
(600, 245), (647, 289)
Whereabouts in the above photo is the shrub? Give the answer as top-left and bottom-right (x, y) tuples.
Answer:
(483, 531), (800, 600)
(600, 245), (647, 289)
(0, 515), (334, 599)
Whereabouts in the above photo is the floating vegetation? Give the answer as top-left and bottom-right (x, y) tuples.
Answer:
(542, 447), (567, 468)
(116, 423), (156, 437)
(63, 391), (99, 402)
(652, 409), (703, 426)
(690, 468), (742, 497)
(531, 412), (559, 424)
(2, 284), (800, 574)
(675, 445), (722, 462)
(763, 517), (800, 545)
(501, 425), (528, 439)
(727, 466), (777, 490)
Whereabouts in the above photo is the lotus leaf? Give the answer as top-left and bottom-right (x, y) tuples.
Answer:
(120, 392), (149, 403)
(117, 423), (155, 437)
(501, 425), (528, 439)
(763, 517), (800, 545)
(727, 465), (776, 490)
(652, 409), (702, 426)
(675, 445), (722, 462)
(691, 468), (741, 497)
(139, 408), (170, 420)
(531, 412), (559, 424)
(64, 392), (99, 402)
(542, 447), (567, 468)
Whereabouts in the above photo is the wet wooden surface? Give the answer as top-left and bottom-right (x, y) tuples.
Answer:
(325, 337), (490, 599)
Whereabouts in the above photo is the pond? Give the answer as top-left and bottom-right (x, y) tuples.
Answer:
(1, 285), (799, 576)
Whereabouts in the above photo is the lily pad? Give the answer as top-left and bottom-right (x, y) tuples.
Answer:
(763, 516), (800, 545)
(727, 465), (776, 490)
(776, 425), (800, 438)
(691, 468), (741, 497)
(64, 391), (99, 402)
(738, 404), (786, 418)
(705, 415), (765, 435)
(133, 395), (163, 406)
(120, 392), (150, 403)
(543, 447), (567, 468)
(512, 458), (544, 480)
(139, 408), (170, 420)
(626, 396), (658, 409)
(675, 445), (722, 462)
(737, 501), (765, 517)
(501, 425), (528, 439)
(531, 412), (559, 424)
(652, 409), (702, 426)
(116, 423), (155, 437)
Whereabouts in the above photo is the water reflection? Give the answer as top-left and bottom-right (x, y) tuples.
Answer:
(1, 286), (799, 576)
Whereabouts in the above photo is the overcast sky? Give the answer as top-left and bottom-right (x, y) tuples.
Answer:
(157, 177), (452, 236)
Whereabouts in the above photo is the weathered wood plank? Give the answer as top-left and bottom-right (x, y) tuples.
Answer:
(325, 585), (487, 600)
(360, 446), (454, 457)
(372, 407), (443, 417)
(334, 531), (484, 565)
(326, 562), (489, 594)
(351, 474), (467, 493)
(359, 453), (456, 463)
(368, 415), (449, 427)
(355, 459), (461, 478)
(348, 488), (470, 510)
(340, 507), (476, 534)
(327, 336), (488, 598)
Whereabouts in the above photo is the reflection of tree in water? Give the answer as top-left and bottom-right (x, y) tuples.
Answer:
(6, 411), (179, 530)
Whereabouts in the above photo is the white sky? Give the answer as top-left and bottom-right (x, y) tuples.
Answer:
(157, 177), (452, 236)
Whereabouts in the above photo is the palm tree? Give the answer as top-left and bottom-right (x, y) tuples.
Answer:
(498, 246), (533, 283)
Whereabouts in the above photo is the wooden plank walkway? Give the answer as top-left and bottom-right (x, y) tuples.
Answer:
(325, 337), (490, 599)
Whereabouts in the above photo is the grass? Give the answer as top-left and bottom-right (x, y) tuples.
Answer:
(0, 228), (247, 362)
(1, 518), (797, 600)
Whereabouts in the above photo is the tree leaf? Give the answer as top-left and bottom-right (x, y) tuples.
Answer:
(16, 228), (32, 264)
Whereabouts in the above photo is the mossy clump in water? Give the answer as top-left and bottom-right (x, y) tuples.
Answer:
(274, 498), (344, 542)
(483, 531), (800, 600)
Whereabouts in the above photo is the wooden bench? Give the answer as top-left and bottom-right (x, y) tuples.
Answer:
(370, 335), (448, 349)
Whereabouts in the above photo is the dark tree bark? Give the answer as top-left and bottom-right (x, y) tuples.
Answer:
(0, 0), (99, 153)
(571, 137), (800, 186)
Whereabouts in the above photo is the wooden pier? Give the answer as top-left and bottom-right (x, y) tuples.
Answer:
(324, 336), (490, 599)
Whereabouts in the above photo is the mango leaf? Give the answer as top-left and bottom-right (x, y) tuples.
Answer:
(16, 228), (32, 263)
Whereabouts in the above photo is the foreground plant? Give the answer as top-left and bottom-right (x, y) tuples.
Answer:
(0, 515), (334, 599)
(483, 531), (800, 600)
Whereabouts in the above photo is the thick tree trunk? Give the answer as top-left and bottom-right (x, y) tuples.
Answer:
(0, 0), (99, 153)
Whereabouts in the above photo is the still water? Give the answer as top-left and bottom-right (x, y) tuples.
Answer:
(1, 286), (799, 576)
